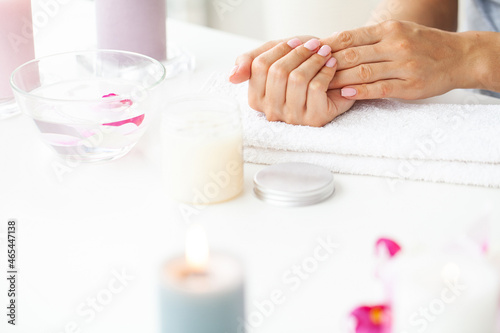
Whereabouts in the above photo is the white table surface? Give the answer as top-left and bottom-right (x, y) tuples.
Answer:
(1, 2), (500, 333)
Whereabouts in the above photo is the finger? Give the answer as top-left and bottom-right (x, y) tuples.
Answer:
(283, 45), (333, 123)
(267, 38), (323, 104)
(230, 40), (283, 84)
(303, 57), (340, 127)
(321, 24), (383, 52)
(340, 79), (406, 100)
(229, 36), (316, 84)
(328, 62), (397, 89)
(248, 40), (302, 112)
(271, 39), (322, 113)
(333, 44), (389, 71)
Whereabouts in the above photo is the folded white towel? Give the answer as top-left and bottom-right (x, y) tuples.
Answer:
(203, 73), (500, 188)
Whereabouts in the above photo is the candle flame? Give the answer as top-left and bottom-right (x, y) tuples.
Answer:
(185, 224), (209, 273)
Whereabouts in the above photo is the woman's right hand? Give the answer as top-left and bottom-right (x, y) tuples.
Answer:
(241, 38), (355, 127)
(229, 36), (315, 84)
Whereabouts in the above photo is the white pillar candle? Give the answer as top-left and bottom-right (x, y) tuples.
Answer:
(162, 96), (244, 204)
(390, 250), (500, 333)
(160, 225), (245, 333)
(0, 0), (35, 100)
(96, 0), (167, 61)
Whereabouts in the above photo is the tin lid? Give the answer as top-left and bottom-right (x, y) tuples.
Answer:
(253, 162), (335, 206)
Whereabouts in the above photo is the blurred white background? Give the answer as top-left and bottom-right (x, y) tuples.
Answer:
(168, 0), (380, 40)
(28, 0), (469, 53)
(167, 0), (469, 41)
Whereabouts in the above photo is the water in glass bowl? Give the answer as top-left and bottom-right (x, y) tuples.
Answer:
(28, 79), (150, 162)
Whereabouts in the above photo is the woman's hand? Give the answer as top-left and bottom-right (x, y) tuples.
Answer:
(230, 20), (484, 101)
(229, 36), (316, 84)
(246, 38), (355, 127)
(324, 20), (473, 100)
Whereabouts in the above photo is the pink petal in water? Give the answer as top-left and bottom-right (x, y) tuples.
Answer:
(101, 93), (134, 109)
(99, 93), (141, 130)
(102, 114), (144, 127)
(120, 99), (133, 107)
(102, 93), (118, 98)
(113, 123), (138, 135)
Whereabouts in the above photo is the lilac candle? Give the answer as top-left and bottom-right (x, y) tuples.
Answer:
(96, 0), (167, 61)
(0, 0), (35, 100)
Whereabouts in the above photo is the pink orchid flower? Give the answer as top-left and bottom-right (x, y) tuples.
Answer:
(375, 238), (401, 258)
(350, 238), (401, 333)
(350, 305), (391, 333)
(350, 226), (499, 333)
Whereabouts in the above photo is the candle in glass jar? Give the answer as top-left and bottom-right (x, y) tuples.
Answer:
(160, 224), (245, 333)
(96, 0), (167, 61)
(162, 96), (244, 204)
(0, 0), (35, 100)
(390, 251), (500, 333)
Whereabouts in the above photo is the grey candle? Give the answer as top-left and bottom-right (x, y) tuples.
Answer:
(160, 225), (245, 333)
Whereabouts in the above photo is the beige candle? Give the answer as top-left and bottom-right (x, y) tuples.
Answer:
(162, 96), (244, 204)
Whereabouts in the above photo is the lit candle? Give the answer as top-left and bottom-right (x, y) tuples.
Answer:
(160, 224), (245, 333)
(95, 0), (167, 61)
(0, 0), (35, 106)
(390, 249), (500, 333)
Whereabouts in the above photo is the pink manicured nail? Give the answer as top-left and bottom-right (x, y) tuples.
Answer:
(341, 88), (357, 97)
(317, 45), (332, 57)
(287, 38), (302, 49)
(229, 65), (239, 77)
(304, 39), (320, 51)
(325, 57), (337, 68)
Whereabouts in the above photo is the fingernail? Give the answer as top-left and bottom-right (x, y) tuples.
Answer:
(229, 65), (239, 77)
(325, 57), (337, 68)
(341, 87), (357, 97)
(304, 38), (320, 51)
(287, 38), (302, 49)
(317, 45), (332, 57)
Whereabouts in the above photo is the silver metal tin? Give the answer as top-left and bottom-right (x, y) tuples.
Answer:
(253, 162), (335, 206)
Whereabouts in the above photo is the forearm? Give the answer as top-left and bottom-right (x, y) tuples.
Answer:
(367, 0), (458, 31)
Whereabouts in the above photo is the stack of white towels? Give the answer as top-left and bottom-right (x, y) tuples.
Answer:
(203, 73), (500, 188)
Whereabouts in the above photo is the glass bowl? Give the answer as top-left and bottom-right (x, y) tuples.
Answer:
(11, 50), (166, 162)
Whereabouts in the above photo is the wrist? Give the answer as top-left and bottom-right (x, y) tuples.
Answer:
(457, 31), (500, 91)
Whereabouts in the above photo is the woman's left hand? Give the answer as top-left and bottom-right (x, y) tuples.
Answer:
(325, 20), (475, 100)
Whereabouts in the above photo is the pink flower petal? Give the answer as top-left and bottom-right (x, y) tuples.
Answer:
(350, 305), (391, 333)
(120, 99), (133, 106)
(100, 93), (134, 110)
(376, 238), (401, 258)
(102, 93), (118, 98)
(102, 114), (144, 127)
(113, 123), (138, 135)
